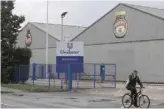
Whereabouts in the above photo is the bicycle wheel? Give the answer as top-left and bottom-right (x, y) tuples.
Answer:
(139, 95), (150, 108)
(122, 93), (133, 108)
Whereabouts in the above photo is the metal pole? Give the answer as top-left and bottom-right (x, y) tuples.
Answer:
(114, 64), (116, 88)
(45, 0), (49, 79)
(61, 17), (63, 41)
(94, 64), (96, 88)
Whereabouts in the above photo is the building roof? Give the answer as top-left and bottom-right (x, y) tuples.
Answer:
(29, 22), (87, 41)
(123, 3), (164, 20)
(71, 3), (164, 41)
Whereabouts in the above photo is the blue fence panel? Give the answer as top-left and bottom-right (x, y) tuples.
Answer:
(15, 65), (30, 82)
(14, 65), (20, 83)
(16, 63), (116, 90)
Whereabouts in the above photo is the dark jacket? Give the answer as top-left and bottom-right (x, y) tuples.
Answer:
(126, 74), (143, 88)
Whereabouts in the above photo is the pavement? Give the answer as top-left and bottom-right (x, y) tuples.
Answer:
(1, 80), (164, 108)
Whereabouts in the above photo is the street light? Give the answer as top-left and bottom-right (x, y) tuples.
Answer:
(61, 12), (68, 85)
(45, 0), (49, 79)
(61, 12), (68, 41)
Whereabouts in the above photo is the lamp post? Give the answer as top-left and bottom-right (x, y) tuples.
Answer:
(61, 12), (68, 86)
(45, 0), (49, 79)
(61, 12), (68, 41)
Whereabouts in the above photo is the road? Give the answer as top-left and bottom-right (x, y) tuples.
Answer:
(1, 92), (123, 108)
(1, 88), (164, 108)
(1, 81), (164, 108)
(2, 93), (164, 108)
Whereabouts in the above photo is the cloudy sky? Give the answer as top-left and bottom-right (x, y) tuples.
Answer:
(13, 0), (164, 27)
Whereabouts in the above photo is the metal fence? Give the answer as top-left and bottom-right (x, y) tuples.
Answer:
(16, 63), (116, 90)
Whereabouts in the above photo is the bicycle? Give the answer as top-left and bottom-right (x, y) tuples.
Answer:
(122, 87), (150, 108)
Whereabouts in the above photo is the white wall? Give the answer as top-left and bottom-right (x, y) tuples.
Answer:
(29, 48), (57, 77)
(17, 22), (59, 66)
(30, 48), (57, 64)
(84, 40), (164, 83)
(29, 40), (164, 83)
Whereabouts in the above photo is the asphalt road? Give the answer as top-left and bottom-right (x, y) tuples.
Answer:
(1, 80), (164, 108)
(1, 91), (164, 108)
(1, 92), (122, 108)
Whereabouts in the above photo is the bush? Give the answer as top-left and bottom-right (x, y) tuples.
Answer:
(12, 47), (32, 83)
(1, 69), (10, 84)
(14, 47), (32, 60)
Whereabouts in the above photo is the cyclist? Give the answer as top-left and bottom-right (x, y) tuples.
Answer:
(126, 70), (144, 107)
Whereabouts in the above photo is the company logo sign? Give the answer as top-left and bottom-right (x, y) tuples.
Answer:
(113, 11), (128, 38)
(60, 42), (80, 55)
(67, 42), (73, 49)
(25, 29), (32, 47)
(56, 41), (84, 73)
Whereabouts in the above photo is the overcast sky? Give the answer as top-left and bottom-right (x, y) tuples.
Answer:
(13, 0), (164, 27)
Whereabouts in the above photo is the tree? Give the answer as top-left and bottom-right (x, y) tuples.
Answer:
(1, 1), (25, 83)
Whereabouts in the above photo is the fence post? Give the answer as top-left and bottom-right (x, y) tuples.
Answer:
(14, 65), (16, 82)
(100, 64), (105, 81)
(61, 80), (63, 89)
(41, 65), (44, 79)
(18, 65), (20, 83)
(32, 63), (36, 86)
(68, 64), (72, 91)
(48, 64), (52, 77)
(48, 64), (51, 88)
(94, 64), (96, 88)
(76, 73), (79, 88)
(58, 73), (60, 79)
(114, 64), (116, 88)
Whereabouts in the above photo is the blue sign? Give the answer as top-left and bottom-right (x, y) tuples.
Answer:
(56, 42), (84, 73)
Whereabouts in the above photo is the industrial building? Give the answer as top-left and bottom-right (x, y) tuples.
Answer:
(17, 3), (164, 83)
(17, 22), (86, 63)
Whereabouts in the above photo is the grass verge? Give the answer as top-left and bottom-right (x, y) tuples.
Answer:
(1, 91), (14, 94)
(2, 83), (68, 92)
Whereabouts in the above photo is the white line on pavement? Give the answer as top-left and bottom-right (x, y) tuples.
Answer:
(1, 103), (13, 107)
(121, 106), (124, 108)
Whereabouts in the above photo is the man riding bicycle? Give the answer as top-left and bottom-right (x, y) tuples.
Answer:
(126, 70), (144, 107)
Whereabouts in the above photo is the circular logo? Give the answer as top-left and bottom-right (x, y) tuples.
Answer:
(25, 29), (32, 47)
(113, 19), (128, 38)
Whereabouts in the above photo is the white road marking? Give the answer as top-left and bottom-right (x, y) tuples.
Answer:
(1, 103), (13, 107)
(121, 106), (124, 108)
